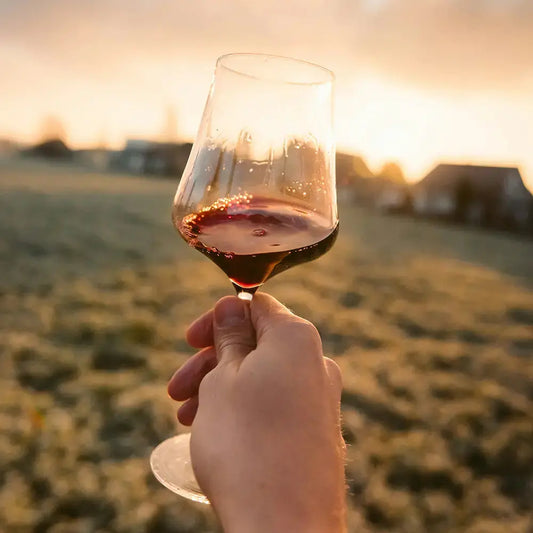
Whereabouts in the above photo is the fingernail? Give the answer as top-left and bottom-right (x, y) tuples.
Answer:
(214, 297), (246, 327)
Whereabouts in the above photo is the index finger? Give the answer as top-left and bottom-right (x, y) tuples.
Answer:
(185, 308), (214, 348)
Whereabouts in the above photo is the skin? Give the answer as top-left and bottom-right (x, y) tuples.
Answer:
(168, 293), (346, 533)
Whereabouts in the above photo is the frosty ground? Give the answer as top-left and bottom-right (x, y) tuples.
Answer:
(0, 159), (532, 532)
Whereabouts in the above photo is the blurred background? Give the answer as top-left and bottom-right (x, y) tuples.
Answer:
(0, 1), (532, 532)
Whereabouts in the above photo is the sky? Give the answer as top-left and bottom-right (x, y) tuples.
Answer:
(1, 0), (532, 187)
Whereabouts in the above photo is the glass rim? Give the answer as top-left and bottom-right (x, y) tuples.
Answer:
(216, 53), (335, 86)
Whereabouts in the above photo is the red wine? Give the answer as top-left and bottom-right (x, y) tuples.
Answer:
(174, 196), (338, 293)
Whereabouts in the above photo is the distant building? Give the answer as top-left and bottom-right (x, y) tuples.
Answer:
(0, 138), (19, 158)
(375, 182), (411, 212)
(336, 152), (410, 210)
(336, 152), (374, 184)
(336, 152), (373, 203)
(414, 164), (532, 229)
(114, 139), (192, 177)
(73, 148), (112, 170)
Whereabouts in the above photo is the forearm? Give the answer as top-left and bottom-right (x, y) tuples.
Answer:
(211, 471), (347, 533)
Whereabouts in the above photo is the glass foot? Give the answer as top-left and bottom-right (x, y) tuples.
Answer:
(150, 433), (209, 504)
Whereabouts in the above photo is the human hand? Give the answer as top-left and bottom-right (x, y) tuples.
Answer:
(168, 293), (346, 533)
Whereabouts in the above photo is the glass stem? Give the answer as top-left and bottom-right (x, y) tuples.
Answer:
(231, 282), (257, 300)
(237, 291), (254, 301)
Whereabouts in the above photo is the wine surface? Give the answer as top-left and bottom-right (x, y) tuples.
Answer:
(174, 196), (338, 292)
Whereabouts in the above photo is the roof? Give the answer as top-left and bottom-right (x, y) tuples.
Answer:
(417, 164), (528, 195)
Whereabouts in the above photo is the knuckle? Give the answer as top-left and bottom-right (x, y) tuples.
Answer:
(273, 318), (324, 366)
(285, 319), (322, 347)
(324, 357), (343, 389)
(217, 332), (255, 357)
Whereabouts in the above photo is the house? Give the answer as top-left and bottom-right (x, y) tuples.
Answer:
(0, 138), (18, 158)
(113, 139), (152, 173)
(113, 139), (192, 177)
(73, 148), (113, 170)
(336, 152), (410, 210)
(336, 152), (374, 185)
(414, 164), (532, 229)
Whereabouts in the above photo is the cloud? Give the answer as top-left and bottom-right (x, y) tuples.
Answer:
(343, 0), (533, 92)
(1, 0), (532, 94)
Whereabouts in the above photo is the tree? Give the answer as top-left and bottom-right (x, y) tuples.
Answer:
(161, 105), (178, 143)
(96, 127), (108, 150)
(378, 162), (405, 183)
(38, 115), (67, 143)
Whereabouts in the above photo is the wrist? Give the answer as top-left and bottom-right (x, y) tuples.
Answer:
(212, 489), (346, 533)
(220, 509), (346, 533)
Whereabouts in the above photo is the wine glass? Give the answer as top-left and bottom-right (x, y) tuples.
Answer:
(150, 53), (337, 504)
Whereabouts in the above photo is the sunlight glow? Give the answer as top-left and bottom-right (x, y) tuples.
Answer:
(3, 65), (532, 189)
(335, 75), (533, 185)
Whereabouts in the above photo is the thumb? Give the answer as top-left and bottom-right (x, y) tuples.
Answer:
(213, 296), (256, 365)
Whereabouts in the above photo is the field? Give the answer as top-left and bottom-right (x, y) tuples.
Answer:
(0, 158), (532, 533)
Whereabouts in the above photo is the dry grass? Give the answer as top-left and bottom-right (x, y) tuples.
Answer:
(0, 158), (532, 532)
